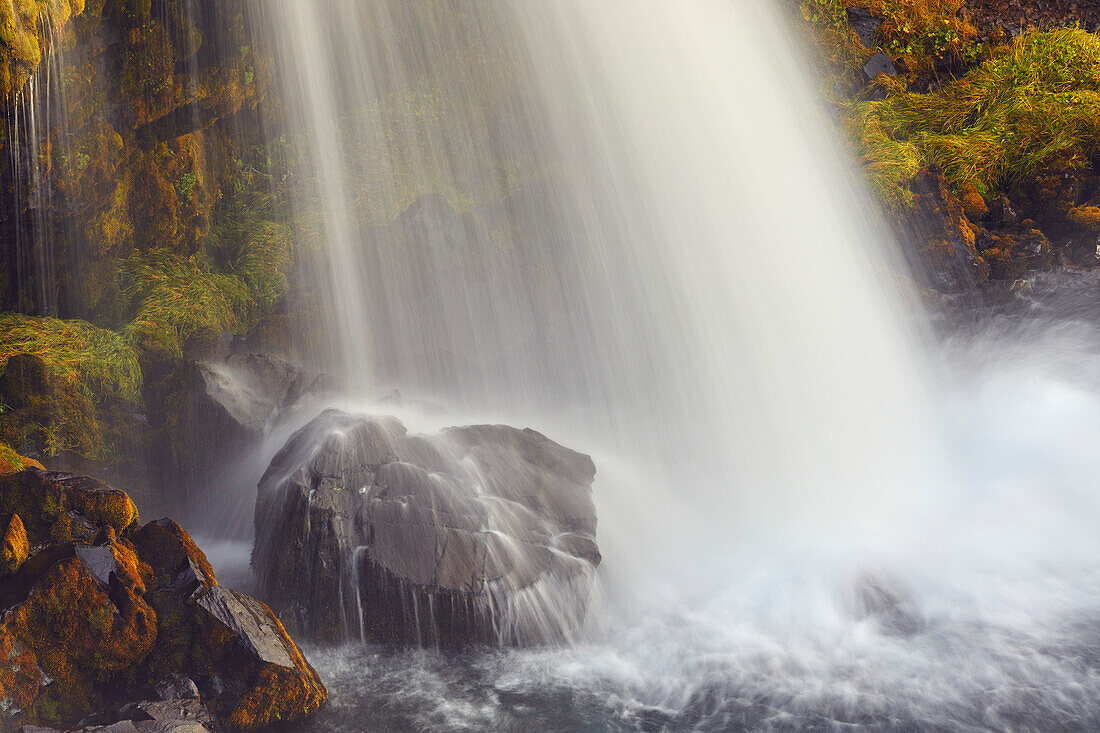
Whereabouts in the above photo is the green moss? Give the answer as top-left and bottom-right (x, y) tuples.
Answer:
(121, 249), (250, 359)
(87, 605), (112, 636)
(0, 314), (142, 404)
(851, 29), (1100, 207)
(68, 485), (138, 533)
(175, 171), (197, 203)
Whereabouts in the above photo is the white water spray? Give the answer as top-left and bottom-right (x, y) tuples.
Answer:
(257, 0), (936, 577)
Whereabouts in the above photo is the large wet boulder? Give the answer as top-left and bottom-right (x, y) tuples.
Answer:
(0, 469), (326, 731)
(254, 409), (600, 646)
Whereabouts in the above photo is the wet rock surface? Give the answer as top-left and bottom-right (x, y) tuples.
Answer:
(254, 409), (600, 646)
(0, 470), (326, 731)
(153, 353), (322, 507)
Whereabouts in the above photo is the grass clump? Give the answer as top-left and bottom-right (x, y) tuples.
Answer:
(0, 314), (142, 404)
(872, 0), (982, 71)
(122, 250), (250, 359)
(851, 29), (1100, 207)
(206, 151), (295, 317)
(0, 443), (43, 475)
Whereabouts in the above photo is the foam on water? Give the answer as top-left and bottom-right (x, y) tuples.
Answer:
(203, 277), (1100, 731)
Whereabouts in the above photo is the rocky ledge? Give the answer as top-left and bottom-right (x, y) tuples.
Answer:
(254, 410), (601, 647)
(0, 469), (326, 731)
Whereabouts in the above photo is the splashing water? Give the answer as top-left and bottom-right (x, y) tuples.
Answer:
(201, 1), (1100, 730)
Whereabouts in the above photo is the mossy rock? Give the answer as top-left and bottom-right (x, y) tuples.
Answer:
(0, 469), (326, 731)
(0, 442), (44, 475)
(131, 517), (217, 588)
(0, 469), (136, 545)
(0, 512), (29, 576)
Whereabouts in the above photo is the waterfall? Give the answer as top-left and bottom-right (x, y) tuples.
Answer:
(254, 0), (936, 587)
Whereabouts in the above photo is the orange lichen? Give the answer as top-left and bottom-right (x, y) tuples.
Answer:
(1066, 204), (1100, 232)
(0, 513), (29, 576)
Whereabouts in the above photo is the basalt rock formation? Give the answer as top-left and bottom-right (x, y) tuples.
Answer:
(254, 409), (600, 647)
(0, 468), (326, 731)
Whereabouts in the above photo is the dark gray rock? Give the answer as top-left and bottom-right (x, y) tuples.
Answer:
(155, 353), (329, 509)
(26, 695), (213, 732)
(193, 586), (297, 669)
(846, 7), (883, 48)
(862, 51), (897, 81)
(254, 409), (600, 646)
(153, 675), (200, 702)
(852, 574), (924, 636)
(197, 353), (308, 433)
(75, 546), (117, 586)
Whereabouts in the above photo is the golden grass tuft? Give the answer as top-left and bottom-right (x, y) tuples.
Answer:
(851, 30), (1100, 207)
(0, 314), (142, 404)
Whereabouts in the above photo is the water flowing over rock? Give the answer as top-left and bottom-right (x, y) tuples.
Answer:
(254, 409), (600, 646)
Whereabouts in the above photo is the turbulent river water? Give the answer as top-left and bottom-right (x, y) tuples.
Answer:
(199, 1), (1100, 730)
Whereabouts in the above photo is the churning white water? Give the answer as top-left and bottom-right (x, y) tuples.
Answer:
(213, 1), (1100, 730)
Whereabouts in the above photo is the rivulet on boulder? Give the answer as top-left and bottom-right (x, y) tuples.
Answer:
(254, 409), (600, 647)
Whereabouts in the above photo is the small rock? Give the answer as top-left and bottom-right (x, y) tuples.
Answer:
(846, 7), (884, 47)
(76, 545), (118, 586)
(193, 586), (297, 669)
(153, 675), (200, 702)
(862, 51), (897, 81)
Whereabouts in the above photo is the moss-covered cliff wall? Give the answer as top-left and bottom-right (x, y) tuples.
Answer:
(0, 0), (290, 512)
(800, 0), (1100, 292)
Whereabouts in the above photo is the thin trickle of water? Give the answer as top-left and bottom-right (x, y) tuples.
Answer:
(7, 13), (73, 315)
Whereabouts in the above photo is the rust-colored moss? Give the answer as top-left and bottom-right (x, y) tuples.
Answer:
(0, 513), (29, 576)
(131, 518), (217, 586)
(959, 182), (989, 221)
(68, 483), (138, 534)
(4, 555), (157, 723)
(224, 603), (328, 730)
(1066, 204), (1100, 232)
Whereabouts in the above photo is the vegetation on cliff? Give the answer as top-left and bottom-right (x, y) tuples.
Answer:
(853, 30), (1100, 207)
(800, 0), (1100, 287)
(0, 0), (293, 481)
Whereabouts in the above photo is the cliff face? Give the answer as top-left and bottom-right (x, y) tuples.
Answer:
(801, 0), (1100, 294)
(0, 0), (291, 513)
(1, 0), (273, 320)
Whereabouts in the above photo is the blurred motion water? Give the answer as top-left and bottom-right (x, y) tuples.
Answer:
(211, 1), (1100, 729)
